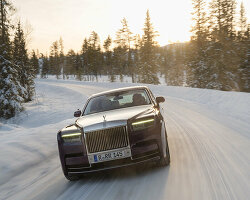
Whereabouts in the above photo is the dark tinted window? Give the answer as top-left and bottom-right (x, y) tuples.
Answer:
(84, 89), (151, 115)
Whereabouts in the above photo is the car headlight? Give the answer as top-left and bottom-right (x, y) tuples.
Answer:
(132, 118), (155, 131)
(61, 132), (82, 143)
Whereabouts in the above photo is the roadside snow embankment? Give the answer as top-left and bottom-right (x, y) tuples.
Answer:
(0, 81), (87, 185)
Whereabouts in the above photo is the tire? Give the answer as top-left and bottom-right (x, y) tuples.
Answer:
(64, 174), (80, 181)
(158, 136), (170, 167)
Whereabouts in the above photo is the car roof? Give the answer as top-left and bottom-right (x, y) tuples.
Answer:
(89, 86), (150, 98)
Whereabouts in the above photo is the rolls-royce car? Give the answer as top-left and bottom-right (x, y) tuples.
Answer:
(57, 86), (170, 181)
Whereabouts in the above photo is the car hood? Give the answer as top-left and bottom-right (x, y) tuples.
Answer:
(75, 104), (155, 132)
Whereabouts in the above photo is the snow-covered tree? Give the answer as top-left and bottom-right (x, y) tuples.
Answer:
(237, 4), (250, 92)
(115, 18), (132, 50)
(86, 31), (102, 78)
(114, 18), (133, 79)
(191, 0), (208, 47)
(81, 38), (89, 74)
(139, 10), (159, 84)
(13, 22), (35, 101)
(74, 53), (82, 81)
(0, 57), (24, 118)
(40, 54), (49, 79)
(59, 37), (65, 79)
(238, 2), (247, 40)
(208, 0), (239, 90)
(64, 49), (76, 78)
(163, 44), (186, 86)
(187, 0), (209, 88)
(103, 35), (112, 75)
(210, 0), (236, 41)
(0, 0), (25, 118)
(49, 41), (60, 79)
(30, 50), (39, 75)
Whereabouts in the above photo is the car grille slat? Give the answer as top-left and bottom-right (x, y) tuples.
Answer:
(85, 126), (128, 153)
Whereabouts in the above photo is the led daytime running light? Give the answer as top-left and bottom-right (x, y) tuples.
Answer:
(132, 119), (154, 126)
(62, 133), (81, 138)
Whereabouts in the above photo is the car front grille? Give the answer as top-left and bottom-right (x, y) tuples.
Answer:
(85, 126), (129, 153)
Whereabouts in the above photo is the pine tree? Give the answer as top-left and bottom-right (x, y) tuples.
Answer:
(132, 34), (142, 82)
(208, 0), (238, 90)
(238, 2), (247, 40)
(65, 49), (76, 78)
(74, 53), (82, 81)
(238, 40), (250, 92)
(191, 0), (208, 46)
(115, 18), (133, 79)
(49, 41), (60, 78)
(0, 0), (24, 118)
(103, 35), (112, 52)
(59, 37), (64, 57)
(40, 54), (49, 78)
(210, 0), (236, 40)
(30, 50), (39, 75)
(59, 37), (65, 79)
(87, 31), (102, 79)
(13, 22), (35, 101)
(187, 0), (209, 88)
(162, 45), (173, 85)
(81, 33), (101, 79)
(164, 43), (186, 86)
(237, 3), (249, 92)
(81, 38), (89, 74)
(210, 0), (236, 41)
(139, 10), (159, 84)
(103, 35), (112, 75)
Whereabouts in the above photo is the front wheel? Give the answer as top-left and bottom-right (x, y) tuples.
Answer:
(158, 137), (170, 167)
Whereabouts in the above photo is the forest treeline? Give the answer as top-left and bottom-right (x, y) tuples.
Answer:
(40, 0), (249, 92)
(0, 0), (249, 119)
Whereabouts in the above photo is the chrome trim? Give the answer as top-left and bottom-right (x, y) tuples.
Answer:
(84, 124), (126, 134)
(84, 125), (130, 154)
(67, 166), (91, 170)
(80, 120), (127, 133)
(88, 146), (131, 156)
(131, 152), (159, 160)
(84, 125), (131, 167)
(68, 156), (160, 175)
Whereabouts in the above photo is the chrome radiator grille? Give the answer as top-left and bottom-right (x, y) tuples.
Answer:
(85, 126), (128, 153)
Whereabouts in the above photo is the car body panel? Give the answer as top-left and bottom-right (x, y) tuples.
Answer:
(57, 86), (168, 177)
(76, 105), (154, 132)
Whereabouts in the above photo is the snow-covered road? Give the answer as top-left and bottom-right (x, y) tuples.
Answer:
(0, 79), (249, 200)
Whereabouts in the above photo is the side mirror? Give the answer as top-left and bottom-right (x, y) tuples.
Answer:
(156, 96), (165, 105)
(74, 109), (81, 117)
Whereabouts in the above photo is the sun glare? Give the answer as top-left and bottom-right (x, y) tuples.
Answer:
(12, 0), (249, 53)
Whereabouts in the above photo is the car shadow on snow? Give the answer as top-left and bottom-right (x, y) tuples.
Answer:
(64, 162), (171, 199)
(77, 161), (170, 183)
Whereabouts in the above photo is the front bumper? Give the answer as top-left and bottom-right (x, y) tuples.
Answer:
(58, 123), (163, 175)
(67, 152), (160, 175)
(63, 141), (160, 175)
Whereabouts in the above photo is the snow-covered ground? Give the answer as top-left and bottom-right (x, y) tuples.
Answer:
(43, 74), (167, 85)
(0, 78), (249, 200)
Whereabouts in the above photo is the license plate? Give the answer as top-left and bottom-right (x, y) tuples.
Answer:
(94, 150), (126, 163)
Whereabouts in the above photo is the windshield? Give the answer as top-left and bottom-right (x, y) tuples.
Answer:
(83, 89), (151, 115)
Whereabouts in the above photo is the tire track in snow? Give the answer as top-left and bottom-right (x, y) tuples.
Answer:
(165, 99), (245, 200)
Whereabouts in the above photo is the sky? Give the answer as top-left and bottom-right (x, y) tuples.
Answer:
(12, 0), (250, 54)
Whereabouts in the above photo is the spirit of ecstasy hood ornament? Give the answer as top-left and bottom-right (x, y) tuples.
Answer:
(103, 115), (107, 127)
